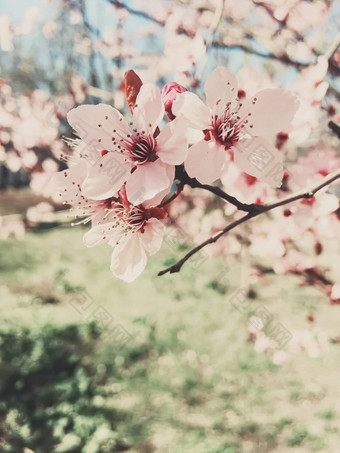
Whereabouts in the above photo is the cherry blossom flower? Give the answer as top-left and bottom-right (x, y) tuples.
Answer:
(49, 150), (169, 282)
(67, 83), (188, 205)
(221, 160), (271, 205)
(173, 66), (299, 186)
(83, 186), (167, 282)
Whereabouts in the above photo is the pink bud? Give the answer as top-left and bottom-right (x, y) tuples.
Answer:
(161, 82), (187, 120)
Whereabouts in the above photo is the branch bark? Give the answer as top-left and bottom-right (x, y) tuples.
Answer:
(175, 166), (263, 212)
(158, 168), (340, 276)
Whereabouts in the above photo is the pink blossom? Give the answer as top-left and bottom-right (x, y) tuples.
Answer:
(67, 83), (188, 205)
(173, 66), (299, 186)
(26, 202), (54, 226)
(221, 160), (271, 205)
(49, 149), (169, 282)
(83, 187), (167, 282)
(0, 216), (25, 240)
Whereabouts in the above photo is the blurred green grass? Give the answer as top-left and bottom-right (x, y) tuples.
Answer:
(0, 226), (339, 452)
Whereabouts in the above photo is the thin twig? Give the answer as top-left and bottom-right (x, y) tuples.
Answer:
(158, 168), (340, 276)
(211, 42), (313, 68)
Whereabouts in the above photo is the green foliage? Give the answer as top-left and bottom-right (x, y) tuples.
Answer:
(0, 323), (128, 453)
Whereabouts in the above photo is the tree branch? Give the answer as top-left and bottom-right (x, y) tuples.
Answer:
(108, 0), (165, 26)
(158, 168), (340, 276)
(175, 165), (263, 212)
(329, 121), (340, 140)
(211, 42), (314, 68)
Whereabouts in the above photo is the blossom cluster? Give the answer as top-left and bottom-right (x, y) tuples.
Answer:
(50, 67), (300, 282)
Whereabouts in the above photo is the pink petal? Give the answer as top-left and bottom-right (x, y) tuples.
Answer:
(110, 233), (147, 282)
(238, 89), (299, 136)
(49, 161), (88, 203)
(143, 165), (175, 207)
(67, 104), (131, 154)
(156, 117), (188, 165)
(185, 139), (226, 184)
(314, 194), (339, 217)
(125, 160), (170, 205)
(83, 222), (121, 247)
(141, 218), (165, 255)
(204, 66), (238, 114)
(234, 137), (283, 187)
(172, 92), (211, 130)
(133, 83), (164, 134)
(91, 209), (110, 226)
(81, 152), (132, 200)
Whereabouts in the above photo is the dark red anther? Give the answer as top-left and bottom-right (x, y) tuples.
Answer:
(276, 131), (289, 150)
(237, 89), (246, 99)
(315, 241), (323, 255)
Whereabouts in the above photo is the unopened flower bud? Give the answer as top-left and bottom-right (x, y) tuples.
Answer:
(161, 82), (187, 120)
(125, 70), (143, 114)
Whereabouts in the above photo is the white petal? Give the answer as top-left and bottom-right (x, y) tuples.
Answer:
(133, 83), (164, 134)
(91, 209), (109, 226)
(238, 89), (299, 136)
(110, 233), (147, 282)
(143, 165), (175, 207)
(172, 92), (211, 130)
(81, 152), (132, 200)
(141, 218), (165, 255)
(234, 137), (283, 187)
(314, 194), (339, 217)
(125, 161), (170, 205)
(49, 161), (88, 203)
(67, 104), (131, 156)
(156, 117), (188, 165)
(83, 222), (121, 247)
(204, 66), (238, 113)
(185, 139), (226, 184)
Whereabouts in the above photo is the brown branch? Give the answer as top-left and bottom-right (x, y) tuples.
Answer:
(329, 121), (340, 140)
(108, 0), (165, 27)
(158, 213), (252, 276)
(175, 166), (263, 212)
(158, 168), (340, 276)
(211, 42), (313, 68)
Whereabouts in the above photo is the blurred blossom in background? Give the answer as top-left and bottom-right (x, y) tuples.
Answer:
(0, 1), (339, 452)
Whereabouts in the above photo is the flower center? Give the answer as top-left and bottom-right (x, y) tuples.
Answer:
(210, 111), (241, 149)
(127, 207), (147, 232)
(130, 136), (158, 164)
(127, 206), (167, 233)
